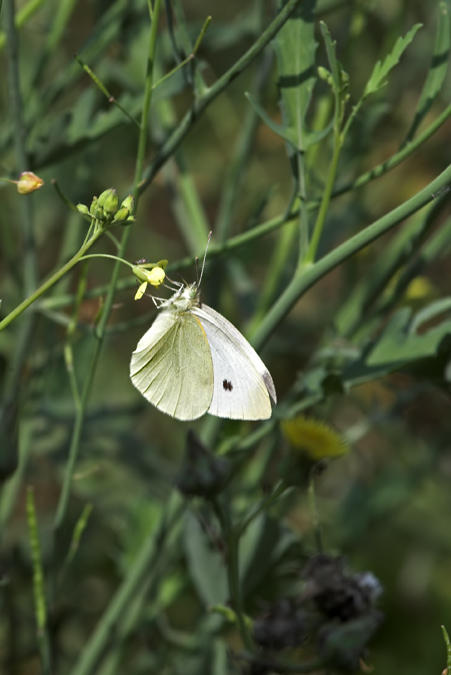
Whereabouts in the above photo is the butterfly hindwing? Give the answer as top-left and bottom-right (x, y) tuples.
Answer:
(130, 311), (214, 420)
(193, 304), (276, 420)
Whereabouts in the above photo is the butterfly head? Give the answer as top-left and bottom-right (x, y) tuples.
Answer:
(162, 282), (200, 314)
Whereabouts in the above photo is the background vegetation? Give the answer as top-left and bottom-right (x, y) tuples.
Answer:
(1, 0), (451, 673)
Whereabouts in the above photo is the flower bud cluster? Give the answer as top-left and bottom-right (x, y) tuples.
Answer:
(77, 189), (135, 228)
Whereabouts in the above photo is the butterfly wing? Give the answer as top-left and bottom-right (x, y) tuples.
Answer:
(130, 310), (214, 420)
(193, 305), (277, 420)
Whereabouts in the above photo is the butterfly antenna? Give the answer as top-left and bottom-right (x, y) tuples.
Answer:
(197, 231), (212, 286)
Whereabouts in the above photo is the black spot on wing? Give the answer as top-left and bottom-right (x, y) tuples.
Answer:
(223, 379), (233, 392)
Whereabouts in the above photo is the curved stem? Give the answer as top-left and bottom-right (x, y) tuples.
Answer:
(78, 253), (134, 269)
(251, 162), (451, 351)
(0, 228), (104, 332)
(305, 132), (341, 264)
(334, 101), (451, 198)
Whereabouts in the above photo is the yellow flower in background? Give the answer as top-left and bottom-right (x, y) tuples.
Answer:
(281, 416), (349, 461)
(404, 276), (437, 303)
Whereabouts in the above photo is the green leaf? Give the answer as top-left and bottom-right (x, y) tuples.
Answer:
(441, 626), (451, 672)
(184, 512), (228, 606)
(404, 3), (450, 143)
(366, 305), (451, 367)
(273, 0), (318, 151)
(245, 91), (298, 147)
(364, 23), (422, 98)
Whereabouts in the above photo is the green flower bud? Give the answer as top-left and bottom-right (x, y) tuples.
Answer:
(120, 194), (134, 212)
(89, 197), (105, 220)
(77, 204), (90, 216)
(98, 188), (118, 215)
(114, 207), (130, 222)
(318, 66), (333, 87)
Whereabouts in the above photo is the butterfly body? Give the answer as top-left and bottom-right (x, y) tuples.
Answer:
(130, 283), (276, 421)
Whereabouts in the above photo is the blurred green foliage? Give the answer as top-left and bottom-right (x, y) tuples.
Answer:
(1, 0), (451, 673)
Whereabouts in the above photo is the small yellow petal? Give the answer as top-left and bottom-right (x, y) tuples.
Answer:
(146, 266), (165, 287)
(281, 416), (348, 461)
(134, 282), (147, 300)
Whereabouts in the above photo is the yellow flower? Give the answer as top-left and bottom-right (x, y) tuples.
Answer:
(281, 416), (348, 461)
(133, 265), (166, 300)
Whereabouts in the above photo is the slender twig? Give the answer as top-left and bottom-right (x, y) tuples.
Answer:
(27, 487), (51, 675)
(139, 0), (302, 192)
(0, 227), (104, 332)
(234, 481), (288, 539)
(251, 162), (451, 351)
(334, 101), (451, 198)
(74, 54), (141, 128)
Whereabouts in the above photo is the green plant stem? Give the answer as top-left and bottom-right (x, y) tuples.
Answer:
(234, 481), (288, 538)
(212, 499), (254, 653)
(38, 208), (301, 311)
(251, 162), (451, 352)
(135, 0), (162, 198)
(0, 0), (40, 528)
(139, 0), (302, 191)
(78, 253), (134, 269)
(52, 0), (163, 555)
(0, 0), (46, 51)
(0, 228), (104, 332)
(305, 132), (342, 264)
(215, 33), (271, 244)
(27, 487), (51, 675)
(36, 95), (451, 313)
(334, 101), (451, 198)
(308, 477), (323, 553)
(69, 492), (184, 675)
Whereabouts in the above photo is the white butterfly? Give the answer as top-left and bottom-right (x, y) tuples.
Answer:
(130, 281), (277, 421)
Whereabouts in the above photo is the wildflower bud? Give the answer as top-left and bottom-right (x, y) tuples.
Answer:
(113, 194), (135, 224)
(89, 197), (104, 220)
(317, 66), (333, 84)
(282, 416), (348, 462)
(97, 188), (118, 215)
(113, 207), (131, 222)
(77, 204), (90, 216)
(120, 194), (134, 212)
(176, 430), (231, 499)
(16, 171), (44, 194)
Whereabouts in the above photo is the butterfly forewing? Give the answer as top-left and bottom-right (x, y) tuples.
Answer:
(130, 311), (214, 420)
(194, 305), (276, 420)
